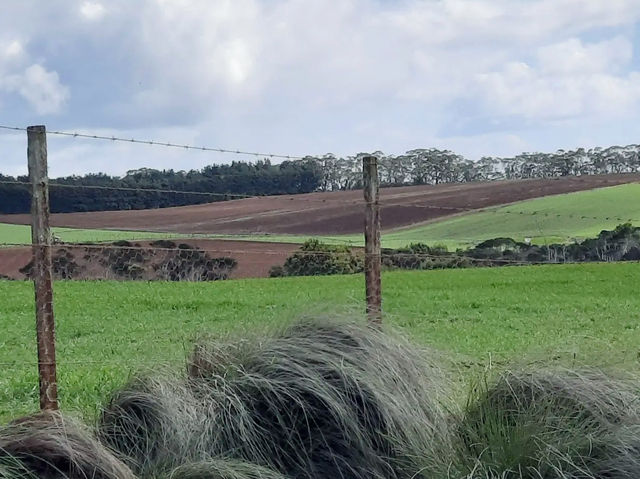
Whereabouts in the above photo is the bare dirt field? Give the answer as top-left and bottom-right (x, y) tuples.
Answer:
(2, 174), (638, 235)
(0, 240), (300, 281)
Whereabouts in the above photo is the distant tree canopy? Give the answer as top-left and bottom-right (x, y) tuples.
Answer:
(1, 143), (639, 213)
(0, 159), (323, 213)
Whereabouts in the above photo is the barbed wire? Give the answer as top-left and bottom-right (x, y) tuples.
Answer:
(0, 125), (304, 160)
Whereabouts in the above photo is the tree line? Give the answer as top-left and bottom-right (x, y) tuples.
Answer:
(0, 160), (322, 213)
(1, 143), (639, 214)
(315, 144), (640, 191)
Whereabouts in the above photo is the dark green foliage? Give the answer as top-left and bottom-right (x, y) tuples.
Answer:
(276, 239), (363, 276)
(268, 265), (285, 277)
(20, 248), (82, 280)
(153, 249), (237, 281)
(275, 225), (640, 277)
(149, 240), (178, 249)
(19, 242), (237, 281)
(382, 243), (475, 270)
(0, 160), (323, 214)
(466, 223), (640, 264)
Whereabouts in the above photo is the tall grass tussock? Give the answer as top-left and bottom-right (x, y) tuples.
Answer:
(4, 318), (640, 478)
(456, 368), (640, 478)
(98, 318), (451, 478)
(0, 411), (134, 479)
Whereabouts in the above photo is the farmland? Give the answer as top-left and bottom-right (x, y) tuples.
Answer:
(2, 181), (639, 254)
(1, 174), (637, 236)
(0, 222), (181, 246)
(2, 261), (639, 422)
(375, 182), (640, 248)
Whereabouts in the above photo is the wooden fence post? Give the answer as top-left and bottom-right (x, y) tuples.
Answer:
(363, 155), (382, 324)
(28, 125), (58, 411)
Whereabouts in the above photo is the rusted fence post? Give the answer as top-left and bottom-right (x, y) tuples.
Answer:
(28, 125), (58, 411)
(363, 155), (382, 324)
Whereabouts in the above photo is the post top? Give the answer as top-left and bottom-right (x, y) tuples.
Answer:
(27, 125), (46, 132)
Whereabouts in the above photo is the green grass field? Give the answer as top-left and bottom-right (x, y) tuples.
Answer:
(3, 183), (638, 249)
(376, 183), (640, 248)
(1, 262), (639, 422)
(0, 222), (353, 248)
(0, 223), (183, 246)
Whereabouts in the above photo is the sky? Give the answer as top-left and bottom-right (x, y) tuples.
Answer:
(1, 0), (640, 177)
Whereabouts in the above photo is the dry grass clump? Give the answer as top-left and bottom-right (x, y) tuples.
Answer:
(165, 459), (289, 479)
(97, 377), (205, 476)
(455, 368), (640, 479)
(9, 319), (640, 479)
(97, 318), (452, 479)
(0, 410), (134, 479)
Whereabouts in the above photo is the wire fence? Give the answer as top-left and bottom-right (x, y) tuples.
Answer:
(1, 125), (639, 415)
(0, 124), (304, 159)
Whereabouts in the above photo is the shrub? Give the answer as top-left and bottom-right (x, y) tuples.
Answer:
(277, 239), (363, 276)
(19, 248), (82, 280)
(268, 265), (285, 277)
(154, 249), (237, 281)
(149, 240), (177, 249)
(454, 368), (640, 478)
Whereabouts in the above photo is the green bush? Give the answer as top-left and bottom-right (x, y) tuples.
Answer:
(278, 239), (363, 277)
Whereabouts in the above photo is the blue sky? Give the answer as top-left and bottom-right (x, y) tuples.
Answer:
(1, 0), (640, 177)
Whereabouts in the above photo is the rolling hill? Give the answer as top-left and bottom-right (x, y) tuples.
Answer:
(0, 174), (637, 236)
(369, 182), (640, 248)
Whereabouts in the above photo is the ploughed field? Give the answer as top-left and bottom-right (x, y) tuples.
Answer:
(0, 240), (299, 281)
(1, 174), (637, 235)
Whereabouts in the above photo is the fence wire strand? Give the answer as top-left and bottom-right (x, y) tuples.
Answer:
(0, 124), (304, 159)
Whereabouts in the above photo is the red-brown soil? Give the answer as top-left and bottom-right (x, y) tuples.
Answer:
(1, 175), (638, 235)
(0, 240), (300, 281)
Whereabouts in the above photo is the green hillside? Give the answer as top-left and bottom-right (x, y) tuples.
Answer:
(375, 183), (640, 248)
(0, 223), (181, 246)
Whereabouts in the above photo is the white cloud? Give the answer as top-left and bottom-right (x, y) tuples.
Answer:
(80, 1), (106, 21)
(3, 40), (24, 60)
(0, 40), (25, 76)
(475, 34), (640, 121)
(5, 64), (70, 115)
(0, 38), (70, 115)
(2, 0), (640, 172)
(537, 37), (632, 74)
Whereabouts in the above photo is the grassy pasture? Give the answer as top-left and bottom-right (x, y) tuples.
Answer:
(0, 222), (178, 246)
(377, 182), (640, 248)
(0, 222), (350, 248)
(1, 261), (639, 423)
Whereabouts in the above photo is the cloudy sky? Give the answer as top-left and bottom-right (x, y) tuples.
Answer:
(1, 0), (640, 177)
